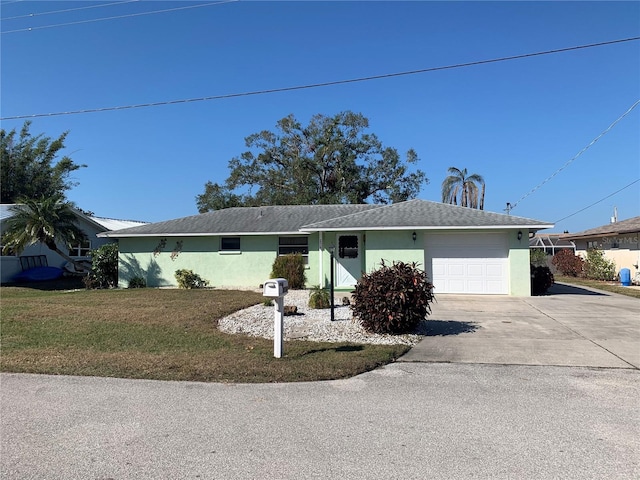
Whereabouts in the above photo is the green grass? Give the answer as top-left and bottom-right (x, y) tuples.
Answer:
(555, 275), (640, 299)
(0, 284), (408, 382)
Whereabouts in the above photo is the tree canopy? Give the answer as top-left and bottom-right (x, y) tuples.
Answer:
(1, 195), (88, 269)
(441, 167), (485, 210)
(196, 112), (427, 212)
(0, 121), (86, 203)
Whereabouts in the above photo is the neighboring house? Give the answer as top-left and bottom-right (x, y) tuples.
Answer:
(529, 234), (576, 255)
(562, 216), (640, 276)
(99, 199), (553, 296)
(0, 204), (147, 283)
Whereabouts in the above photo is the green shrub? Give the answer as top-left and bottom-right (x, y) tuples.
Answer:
(351, 260), (435, 334)
(584, 248), (616, 281)
(270, 254), (306, 289)
(174, 269), (209, 289)
(531, 265), (554, 295)
(308, 286), (331, 309)
(89, 243), (119, 289)
(530, 249), (548, 268)
(552, 249), (584, 277)
(128, 276), (147, 288)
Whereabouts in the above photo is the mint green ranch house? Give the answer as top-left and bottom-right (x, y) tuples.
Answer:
(98, 199), (553, 296)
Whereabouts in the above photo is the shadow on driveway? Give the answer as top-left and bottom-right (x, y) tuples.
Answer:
(420, 320), (479, 336)
(544, 283), (607, 296)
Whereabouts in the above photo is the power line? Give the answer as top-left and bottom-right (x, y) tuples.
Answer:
(554, 179), (640, 224)
(1, 0), (236, 34)
(509, 99), (640, 211)
(2, 0), (140, 21)
(1, 36), (638, 120)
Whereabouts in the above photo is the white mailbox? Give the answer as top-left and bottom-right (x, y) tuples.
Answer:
(263, 278), (289, 359)
(263, 278), (289, 298)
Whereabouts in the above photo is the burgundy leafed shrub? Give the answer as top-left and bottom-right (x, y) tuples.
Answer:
(351, 260), (435, 334)
(552, 249), (584, 277)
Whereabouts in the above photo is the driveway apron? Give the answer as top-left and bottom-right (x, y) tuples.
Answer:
(400, 283), (640, 368)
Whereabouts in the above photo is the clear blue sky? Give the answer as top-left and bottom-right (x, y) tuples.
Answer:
(1, 1), (639, 233)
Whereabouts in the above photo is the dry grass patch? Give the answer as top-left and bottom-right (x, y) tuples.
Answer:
(1, 286), (408, 382)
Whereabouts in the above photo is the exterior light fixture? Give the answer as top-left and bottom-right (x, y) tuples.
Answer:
(517, 230), (523, 241)
(412, 231), (417, 243)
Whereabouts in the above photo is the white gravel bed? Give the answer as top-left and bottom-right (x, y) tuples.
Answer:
(218, 289), (428, 345)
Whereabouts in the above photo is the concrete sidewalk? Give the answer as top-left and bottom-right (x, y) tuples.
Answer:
(399, 283), (640, 369)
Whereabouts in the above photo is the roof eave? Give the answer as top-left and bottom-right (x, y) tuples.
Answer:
(97, 230), (310, 238)
(301, 224), (555, 232)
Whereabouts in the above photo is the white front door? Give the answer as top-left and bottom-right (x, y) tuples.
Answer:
(335, 234), (361, 287)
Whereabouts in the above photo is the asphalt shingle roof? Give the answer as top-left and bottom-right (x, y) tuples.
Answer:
(301, 199), (553, 230)
(100, 204), (380, 237)
(562, 216), (640, 239)
(100, 200), (553, 237)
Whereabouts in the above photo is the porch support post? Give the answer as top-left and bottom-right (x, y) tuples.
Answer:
(319, 231), (323, 287)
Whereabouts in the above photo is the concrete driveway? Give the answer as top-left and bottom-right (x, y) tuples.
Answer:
(400, 282), (640, 369)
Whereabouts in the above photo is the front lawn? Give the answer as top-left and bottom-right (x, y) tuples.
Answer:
(0, 285), (408, 382)
(555, 275), (640, 299)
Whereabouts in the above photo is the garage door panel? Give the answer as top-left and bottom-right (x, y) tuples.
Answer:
(447, 264), (465, 276)
(467, 264), (484, 277)
(448, 279), (466, 292)
(486, 264), (505, 276)
(426, 234), (509, 294)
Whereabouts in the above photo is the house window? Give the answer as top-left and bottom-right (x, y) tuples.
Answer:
(611, 240), (620, 249)
(220, 237), (241, 252)
(279, 236), (309, 264)
(69, 239), (91, 257)
(338, 235), (358, 259)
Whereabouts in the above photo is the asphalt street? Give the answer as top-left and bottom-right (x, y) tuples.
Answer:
(2, 363), (639, 479)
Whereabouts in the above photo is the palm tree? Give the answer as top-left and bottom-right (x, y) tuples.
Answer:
(441, 167), (485, 209)
(1, 195), (88, 269)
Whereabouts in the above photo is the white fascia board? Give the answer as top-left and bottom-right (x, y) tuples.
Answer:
(97, 231), (308, 238)
(300, 224), (555, 232)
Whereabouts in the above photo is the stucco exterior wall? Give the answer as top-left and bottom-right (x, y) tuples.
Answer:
(116, 229), (534, 296)
(573, 233), (640, 274)
(508, 229), (532, 296)
(118, 234), (318, 289)
(364, 230), (425, 273)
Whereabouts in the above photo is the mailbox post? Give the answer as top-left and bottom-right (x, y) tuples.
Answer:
(262, 278), (289, 358)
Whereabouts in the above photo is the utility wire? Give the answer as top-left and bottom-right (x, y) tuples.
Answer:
(1, 0), (236, 34)
(1, 37), (638, 120)
(2, 0), (140, 21)
(554, 179), (640, 224)
(509, 99), (640, 210)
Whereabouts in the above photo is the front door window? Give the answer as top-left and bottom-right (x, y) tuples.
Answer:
(338, 235), (358, 259)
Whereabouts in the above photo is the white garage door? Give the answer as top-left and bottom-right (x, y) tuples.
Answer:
(425, 233), (508, 294)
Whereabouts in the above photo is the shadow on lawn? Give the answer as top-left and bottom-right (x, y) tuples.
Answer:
(300, 345), (365, 356)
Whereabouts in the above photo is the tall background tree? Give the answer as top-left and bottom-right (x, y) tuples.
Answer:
(441, 167), (485, 209)
(196, 111), (427, 212)
(0, 121), (86, 203)
(1, 195), (88, 269)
